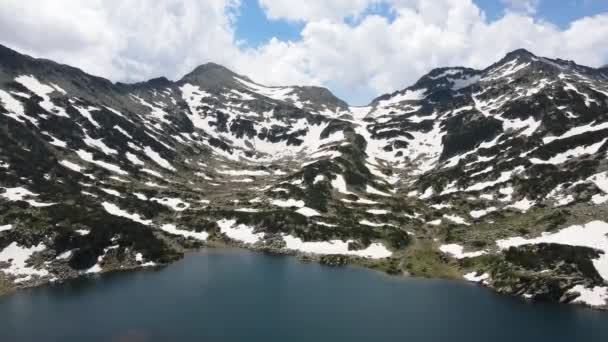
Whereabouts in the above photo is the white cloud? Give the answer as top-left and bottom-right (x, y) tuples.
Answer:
(501, 0), (540, 14)
(244, 0), (608, 104)
(0, 0), (241, 81)
(258, 0), (379, 22)
(0, 0), (606, 106)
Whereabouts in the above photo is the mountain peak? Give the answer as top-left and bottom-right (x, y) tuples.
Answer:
(187, 62), (234, 75)
(503, 48), (537, 60)
(178, 62), (242, 90)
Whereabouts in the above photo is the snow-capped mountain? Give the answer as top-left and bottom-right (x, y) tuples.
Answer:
(1, 44), (608, 309)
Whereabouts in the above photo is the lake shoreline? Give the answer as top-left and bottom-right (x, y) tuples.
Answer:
(2, 239), (606, 312)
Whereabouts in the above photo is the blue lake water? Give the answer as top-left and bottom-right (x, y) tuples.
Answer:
(2, 249), (608, 341)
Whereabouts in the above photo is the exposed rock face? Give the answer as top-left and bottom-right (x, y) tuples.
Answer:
(1, 43), (608, 308)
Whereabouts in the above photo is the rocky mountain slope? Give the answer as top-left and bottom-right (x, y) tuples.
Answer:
(1, 44), (608, 309)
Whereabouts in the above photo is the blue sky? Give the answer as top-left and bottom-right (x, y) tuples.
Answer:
(235, 0), (303, 47)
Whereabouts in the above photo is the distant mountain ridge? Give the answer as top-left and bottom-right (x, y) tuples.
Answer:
(1, 43), (608, 309)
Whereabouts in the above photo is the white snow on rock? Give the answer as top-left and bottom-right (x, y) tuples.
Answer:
(543, 121), (608, 144)
(419, 187), (434, 199)
(143, 146), (175, 171)
(0, 224), (12, 232)
(451, 75), (481, 90)
(0, 89), (38, 125)
(218, 169), (270, 176)
(150, 197), (190, 211)
(100, 188), (122, 197)
(567, 285), (608, 307)
(1, 187), (37, 201)
(232, 178), (254, 183)
(145, 181), (167, 188)
(485, 58), (530, 81)
(126, 152), (145, 166)
(296, 207), (321, 217)
(439, 244), (486, 259)
(315, 221), (337, 227)
(141, 168), (164, 178)
(313, 175), (325, 184)
(1, 186), (55, 207)
(133, 253), (156, 267)
(407, 111), (436, 124)
(74, 105), (101, 128)
(0, 242), (49, 280)
(271, 199), (305, 208)
(85, 264), (103, 274)
(367, 209), (389, 215)
(133, 193), (148, 201)
(465, 167), (524, 192)
(464, 272), (490, 283)
(408, 122), (446, 167)
(349, 106), (371, 119)
(60, 160), (84, 172)
(83, 134), (118, 155)
(56, 250), (73, 260)
(160, 224), (208, 241)
(366, 185), (392, 197)
(282, 235), (392, 259)
(592, 194), (608, 205)
(331, 174), (353, 194)
(430, 203), (452, 210)
(470, 207), (497, 219)
(114, 125), (133, 139)
(587, 172), (608, 202)
(76, 149), (128, 175)
(132, 95), (170, 124)
(102, 202), (152, 226)
(376, 89), (426, 108)
(15, 75), (69, 118)
(530, 138), (607, 165)
(502, 117), (541, 137)
(507, 198), (535, 212)
(104, 106), (131, 122)
(84, 245), (119, 274)
(217, 219), (264, 244)
(235, 208), (260, 213)
(360, 220), (385, 227)
(233, 77), (295, 103)
(443, 214), (470, 226)
(496, 220), (608, 281)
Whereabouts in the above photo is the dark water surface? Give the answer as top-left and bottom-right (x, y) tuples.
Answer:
(2, 249), (608, 341)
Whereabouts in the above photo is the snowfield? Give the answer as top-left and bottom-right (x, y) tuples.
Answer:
(0, 242), (49, 281)
(282, 235), (392, 259)
(160, 224), (208, 241)
(439, 244), (487, 259)
(497, 221), (608, 281)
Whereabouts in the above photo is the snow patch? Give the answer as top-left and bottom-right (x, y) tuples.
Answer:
(160, 224), (208, 241)
(102, 202), (152, 226)
(496, 221), (608, 281)
(217, 219), (264, 244)
(439, 244), (486, 259)
(282, 235), (392, 259)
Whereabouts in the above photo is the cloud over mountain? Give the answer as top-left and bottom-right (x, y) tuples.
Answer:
(0, 0), (606, 105)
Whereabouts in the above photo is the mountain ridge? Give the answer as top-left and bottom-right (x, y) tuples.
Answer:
(2, 43), (608, 309)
